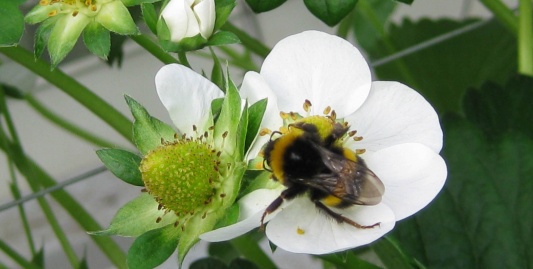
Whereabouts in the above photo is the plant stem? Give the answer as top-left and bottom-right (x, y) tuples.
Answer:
(0, 46), (133, 142)
(221, 22), (271, 58)
(518, 0), (533, 76)
(480, 0), (518, 34)
(0, 240), (41, 269)
(178, 51), (192, 68)
(230, 235), (277, 269)
(130, 34), (179, 64)
(25, 95), (117, 148)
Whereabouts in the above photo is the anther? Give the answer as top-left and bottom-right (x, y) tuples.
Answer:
(217, 151), (221, 157)
(156, 217), (162, 223)
(289, 112), (297, 120)
(193, 125), (197, 132)
(222, 131), (228, 138)
(39, 0), (49, 5)
(353, 136), (363, 141)
(259, 128), (271, 136)
(330, 110), (337, 121)
(202, 212), (207, 219)
(204, 131), (208, 138)
(220, 193), (226, 198)
(174, 133), (179, 139)
(72, 10), (78, 17)
(356, 149), (366, 154)
(323, 106), (331, 115)
(90, 5), (97, 11)
(141, 188), (148, 192)
(158, 204), (163, 210)
(174, 221), (179, 227)
(348, 130), (357, 137)
(280, 112), (289, 119)
(303, 99), (312, 112)
(160, 138), (165, 144)
(208, 126), (215, 130)
(48, 10), (58, 17)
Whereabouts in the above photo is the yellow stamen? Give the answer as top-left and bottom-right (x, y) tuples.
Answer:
(323, 106), (331, 115)
(296, 227), (305, 235)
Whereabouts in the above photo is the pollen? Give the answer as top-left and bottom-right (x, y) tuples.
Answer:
(296, 227), (305, 235)
(39, 0), (50, 5)
(48, 10), (58, 16)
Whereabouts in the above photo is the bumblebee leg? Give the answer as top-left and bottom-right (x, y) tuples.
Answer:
(260, 186), (305, 230)
(314, 201), (380, 229)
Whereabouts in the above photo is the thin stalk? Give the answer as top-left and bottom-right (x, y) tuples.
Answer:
(8, 162), (37, 256)
(26, 95), (116, 148)
(0, 240), (41, 269)
(178, 51), (192, 68)
(221, 22), (271, 58)
(0, 46), (133, 142)
(480, 0), (518, 33)
(130, 34), (179, 64)
(0, 90), (80, 268)
(518, 0), (533, 76)
(230, 235), (277, 269)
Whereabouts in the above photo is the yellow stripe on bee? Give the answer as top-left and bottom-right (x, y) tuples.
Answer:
(269, 132), (300, 183)
(321, 195), (343, 207)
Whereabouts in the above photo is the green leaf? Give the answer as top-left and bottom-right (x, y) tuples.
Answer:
(393, 116), (533, 269)
(237, 101), (248, 159)
(352, 0), (397, 50)
(83, 21), (111, 60)
(190, 257), (228, 269)
(127, 224), (180, 269)
(207, 31), (240, 47)
(214, 0), (237, 30)
(208, 241), (240, 264)
(229, 258), (260, 269)
(96, 148), (143, 186)
(372, 236), (421, 269)
(141, 3), (158, 35)
(0, 2), (24, 46)
(244, 0), (287, 13)
(393, 0), (413, 4)
(245, 98), (267, 155)
(303, 0), (358, 26)
(319, 251), (383, 269)
(91, 193), (178, 237)
(365, 19), (516, 113)
(125, 95), (176, 155)
(463, 75), (533, 141)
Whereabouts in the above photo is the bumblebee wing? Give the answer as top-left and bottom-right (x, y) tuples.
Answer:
(299, 147), (385, 206)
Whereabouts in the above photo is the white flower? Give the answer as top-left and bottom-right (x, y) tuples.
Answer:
(201, 31), (447, 254)
(161, 0), (216, 43)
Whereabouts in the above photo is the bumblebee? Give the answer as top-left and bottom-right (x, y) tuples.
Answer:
(261, 117), (385, 229)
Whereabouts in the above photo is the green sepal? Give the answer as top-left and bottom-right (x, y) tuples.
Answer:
(0, 1), (24, 47)
(127, 224), (181, 269)
(214, 0), (236, 30)
(160, 33), (208, 52)
(48, 14), (90, 67)
(125, 95), (177, 155)
(212, 203), (240, 230)
(211, 97), (224, 122)
(303, 0), (358, 26)
(213, 77), (242, 159)
(245, 0), (287, 13)
(141, 2), (158, 35)
(96, 1), (139, 35)
(30, 247), (45, 268)
(83, 21), (111, 60)
(122, 0), (161, 7)
(34, 17), (57, 58)
(210, 48), (227, 92)
(90, 193), (178, 237)
(245, 98), (267, 155)
(207, 31), (240, 47)
(236, 101), (248, 159)
(177, 210), (225, 267)
(24, 4), (56, 24)
(96, 148), (143, 186)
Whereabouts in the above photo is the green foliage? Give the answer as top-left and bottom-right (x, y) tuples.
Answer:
(393, 75), (533, 269)
(361, 18), (516, 113)
(245, 0), (287, 13)
(207, 31), (241, 47)
(96, 148), (143, 186)
(125, 95), (177, 155)
(304, 0), (358, 26)
(127, 225), (181, 269)
(0, 1), (24, 47)
(245, 99), (267, 154)
(141, 3), (158, 35)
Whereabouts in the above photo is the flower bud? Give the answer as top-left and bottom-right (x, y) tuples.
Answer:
(161, 0), (216, 43)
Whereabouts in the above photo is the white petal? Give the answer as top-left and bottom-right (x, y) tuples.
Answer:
(266, 197), (395, 254)
(193, 0), (215, 39)
(345, 81), (443, 153)
(240, 72), (283, 160)
(200, 188), (282, 241)
(155, 64), (223, 134)
(363, 143), (447, 221)
(260, 31), (371, 117)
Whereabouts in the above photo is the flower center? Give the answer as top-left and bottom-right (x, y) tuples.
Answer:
(40, 0), (111, 17)
(140, 138), (221, 217)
